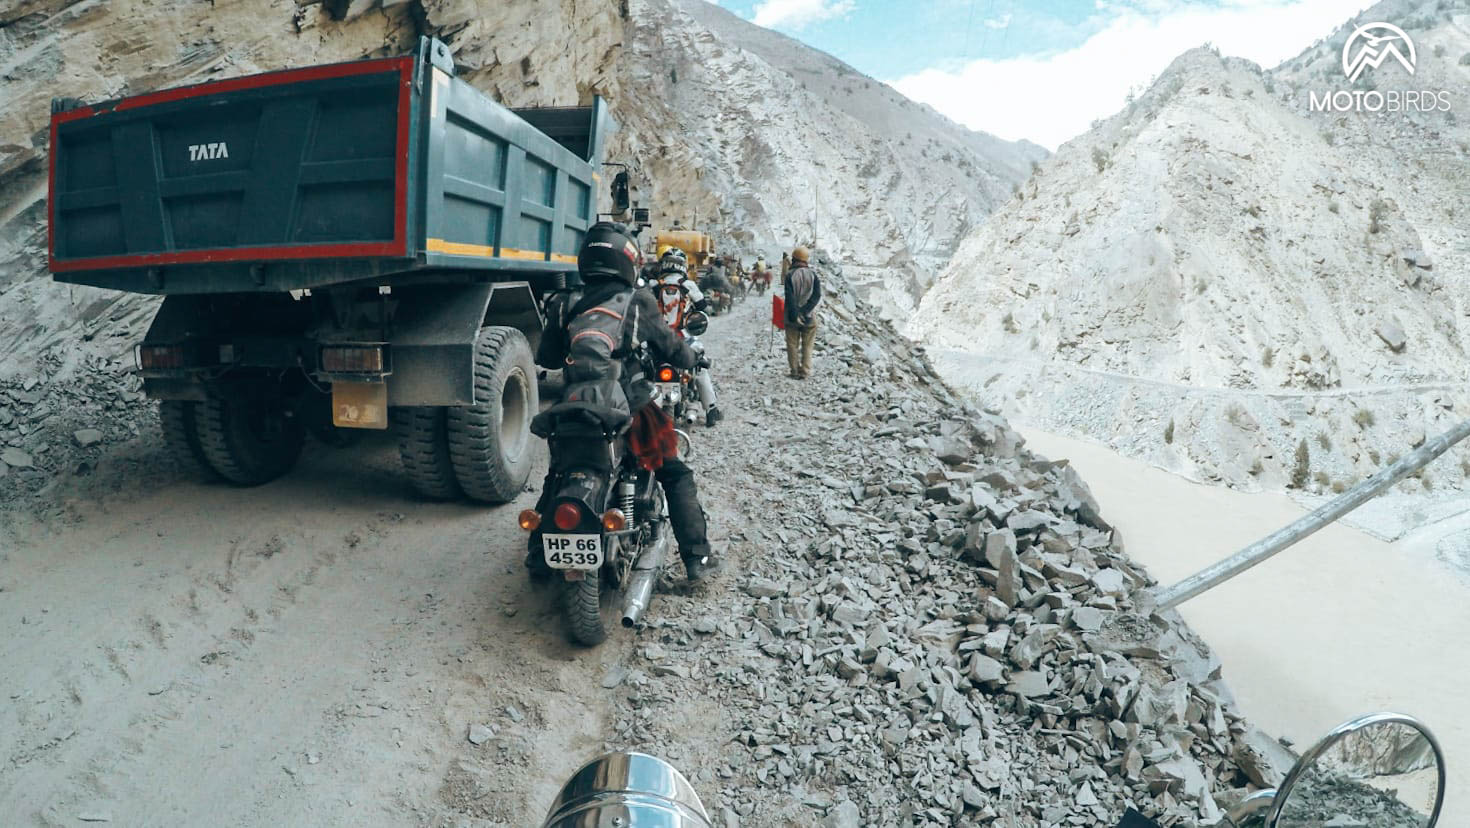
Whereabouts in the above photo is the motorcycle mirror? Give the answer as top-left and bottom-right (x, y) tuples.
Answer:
(611, 170), (631, 214)
(1269, 712), (1445, 828)
(684, 311), (709, 337)
(541, 752), (711, 828)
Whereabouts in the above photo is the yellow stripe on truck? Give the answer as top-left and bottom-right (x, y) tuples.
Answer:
(426, 238), (576, 264)
(426, 238), (496, 258)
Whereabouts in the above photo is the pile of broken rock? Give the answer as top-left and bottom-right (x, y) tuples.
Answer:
(612, 262), (1296, 826)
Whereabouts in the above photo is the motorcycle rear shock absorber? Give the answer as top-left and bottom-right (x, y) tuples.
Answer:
(619, 477), (636, 523)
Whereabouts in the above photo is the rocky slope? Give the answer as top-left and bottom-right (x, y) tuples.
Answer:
(912, 4), (1470, 499)
(606, 269), (1295, 826)
(616, 0), (1046, 319)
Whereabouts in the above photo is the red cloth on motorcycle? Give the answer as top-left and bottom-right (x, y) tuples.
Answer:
(627, 404), (679, 471)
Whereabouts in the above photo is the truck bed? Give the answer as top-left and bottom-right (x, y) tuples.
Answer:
(48, 38), (612, 295)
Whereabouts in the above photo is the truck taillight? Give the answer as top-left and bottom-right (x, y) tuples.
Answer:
(321, 345), (386, 373)
(137, 345), (185, 370)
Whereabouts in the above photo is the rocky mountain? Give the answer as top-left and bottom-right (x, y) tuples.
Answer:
(616, 0), (1046, 318)
(911, 3), (1470, 499)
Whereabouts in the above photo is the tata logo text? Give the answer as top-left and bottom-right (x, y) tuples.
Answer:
(188, 142), (229, 161)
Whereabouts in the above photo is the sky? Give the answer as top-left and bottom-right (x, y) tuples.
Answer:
(712, 0), (1375, 149)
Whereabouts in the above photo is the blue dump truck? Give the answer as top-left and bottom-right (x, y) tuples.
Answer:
(48, 38), (620, 502)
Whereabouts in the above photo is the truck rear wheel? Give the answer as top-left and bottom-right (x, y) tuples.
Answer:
(194, 395), (305, 486)
(158, 400), (216, 480)
(392, 407), (463, 501)
(447, 326), (537, 504)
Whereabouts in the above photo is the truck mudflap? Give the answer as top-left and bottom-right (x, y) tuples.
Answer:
(386, 281), (541, 407)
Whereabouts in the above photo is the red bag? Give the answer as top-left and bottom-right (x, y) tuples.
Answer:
(771, 295), (785, 330)
(627, 404), (678, 471)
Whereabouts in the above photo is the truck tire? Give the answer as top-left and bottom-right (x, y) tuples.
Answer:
(158, 400), (216, 480)
(563, 572), (607, 646)
(193, 395), (305, 486)
(446, 326), (537, 504)
(392, 407), (463, 501)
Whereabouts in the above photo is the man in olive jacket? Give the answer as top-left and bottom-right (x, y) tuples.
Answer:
(783, 245), (821, 379)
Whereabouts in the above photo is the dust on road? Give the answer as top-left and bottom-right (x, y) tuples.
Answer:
(1, 397), (634, 825)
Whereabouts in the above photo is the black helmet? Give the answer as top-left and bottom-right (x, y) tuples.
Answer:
(578, 222), (640, 285)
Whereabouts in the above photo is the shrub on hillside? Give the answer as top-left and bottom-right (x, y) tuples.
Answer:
(1291, 439), (1310, 488)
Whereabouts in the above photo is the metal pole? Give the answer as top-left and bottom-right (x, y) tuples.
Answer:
(1149, 415), (1470, 612)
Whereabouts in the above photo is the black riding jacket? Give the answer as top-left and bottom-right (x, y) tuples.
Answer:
(538, 280), (697, 409)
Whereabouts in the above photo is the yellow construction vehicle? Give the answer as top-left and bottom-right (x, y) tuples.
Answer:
(654, 227), (715, 268)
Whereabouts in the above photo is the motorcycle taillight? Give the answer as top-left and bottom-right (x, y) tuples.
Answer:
(554, 502), (583, 531)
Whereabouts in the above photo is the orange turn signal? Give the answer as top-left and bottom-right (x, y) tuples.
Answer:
(518, 509), (541, 531)
(657, 366), (675, 382)
(601, 509), (627, 532)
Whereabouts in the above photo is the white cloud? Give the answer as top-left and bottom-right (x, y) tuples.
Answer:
(751, 0), (856, 30)
(890, 0), (1369, 150)
(983, 14), (1012, 30)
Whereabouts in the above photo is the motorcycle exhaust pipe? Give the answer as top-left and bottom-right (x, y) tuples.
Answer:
(621, 532), (670, 628)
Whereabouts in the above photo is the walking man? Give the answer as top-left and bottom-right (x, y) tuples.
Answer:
(783, 245), (821, 379)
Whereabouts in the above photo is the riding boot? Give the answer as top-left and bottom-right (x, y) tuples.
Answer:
(694, 369), (719, 422)
(653, 457), (717, 580)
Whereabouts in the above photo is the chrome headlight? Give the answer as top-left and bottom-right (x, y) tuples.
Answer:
(541, 752), (712, 828)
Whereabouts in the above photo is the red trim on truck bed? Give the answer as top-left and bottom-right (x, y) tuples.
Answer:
(48, 55), (415, 273)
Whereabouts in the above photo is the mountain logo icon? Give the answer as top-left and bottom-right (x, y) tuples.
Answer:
(1342, 22), (1416, 82)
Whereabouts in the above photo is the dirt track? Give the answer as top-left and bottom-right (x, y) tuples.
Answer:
(0, 297), (769, 826)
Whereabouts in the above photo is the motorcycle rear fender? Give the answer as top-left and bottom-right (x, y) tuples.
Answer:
(549, 470), (612, 532)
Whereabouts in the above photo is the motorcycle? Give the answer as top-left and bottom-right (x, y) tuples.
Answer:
(538, 712), (1445, 827)
(519, 375), (676, 647)
(666, 312), (719, 429)
(705, 289), (733, 316)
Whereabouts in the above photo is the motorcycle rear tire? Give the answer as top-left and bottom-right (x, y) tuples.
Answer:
(564, 571), (607, 646)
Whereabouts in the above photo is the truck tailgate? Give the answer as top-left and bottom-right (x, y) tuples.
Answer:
(49, 56), (414, 273)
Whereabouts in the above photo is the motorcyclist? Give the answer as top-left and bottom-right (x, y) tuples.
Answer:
(702, 258), (733, 310)
(527, 223), (723, 582)
(652, 251), (723, 426)
(654, 249), (704, 328)
(751, 256), (772, 293)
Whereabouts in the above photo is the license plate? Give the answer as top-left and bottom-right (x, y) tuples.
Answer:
(543, 534), (603, 570)
(658, 383), (682, 404)
(332, 381), (388, 429)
